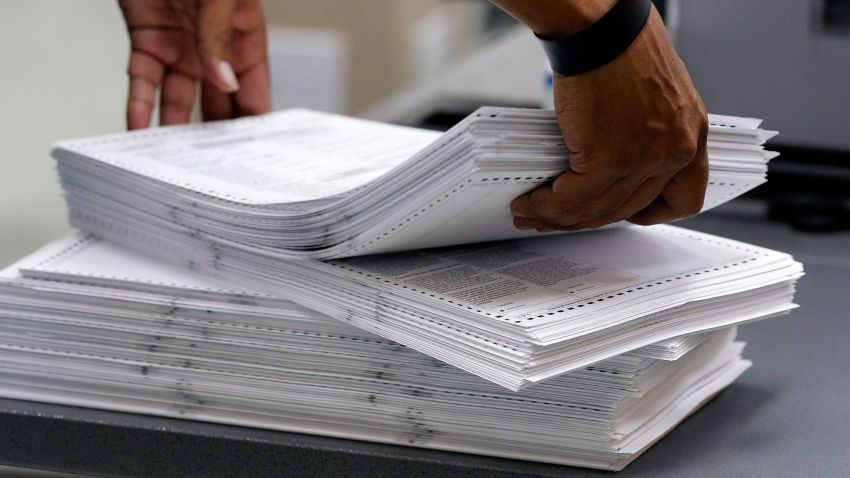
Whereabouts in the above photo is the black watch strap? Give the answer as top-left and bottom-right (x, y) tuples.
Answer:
(537, 0), (652, 77)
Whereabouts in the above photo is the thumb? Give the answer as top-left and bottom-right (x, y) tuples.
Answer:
(196, 0), (239, 93)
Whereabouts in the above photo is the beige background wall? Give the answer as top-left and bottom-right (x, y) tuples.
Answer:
(0, 2), (128, 268)
(262, 0), (440, 113)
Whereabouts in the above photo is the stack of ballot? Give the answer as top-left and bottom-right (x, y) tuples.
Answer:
(53, 108), (777, 259)
(0, 235), (749, 471)
(0, 107), (802, 470)
(52, 108), (802, 390)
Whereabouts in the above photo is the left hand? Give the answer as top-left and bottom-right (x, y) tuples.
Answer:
(118, 0), (271, 129)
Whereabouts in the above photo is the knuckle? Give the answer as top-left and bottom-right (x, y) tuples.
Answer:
(550, 174), (571, 195)
(528, 189), (547, 210)
(666, 125), (699, 162)
(513, 216), (529, 229)
(196, 29), (232, 54)
(698, 110), (709, 135)
(127, 96), (154, 108)
(678, 194), (705, 218)
(555, 202), (583, 223)
(527, 189), (550, 213)
(649, 140), (695, 175)
(584, 201), (612, 218)
(674, 134), (699, 159)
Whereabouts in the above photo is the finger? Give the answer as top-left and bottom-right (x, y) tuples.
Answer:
(128, 77), (158, 130)
(201, 79), (234, 121)
(231, 0), (271, 115)
(127, 49), (165, 130)
(511, 172), (645, 227)
(514, 216), (558, 231)
(511, 167), (615, 218)
(555, 175), (670, 231)
(159, 70), (197, 125)
(628, 151), (709, 226)
(196, 0), (239, 92)
(234, 62), (271, 116)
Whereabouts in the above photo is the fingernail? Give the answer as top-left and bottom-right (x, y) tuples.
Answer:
(217, 61), (239, 92)
(509, 199), (526, 217)
(510, 206), (527, 218)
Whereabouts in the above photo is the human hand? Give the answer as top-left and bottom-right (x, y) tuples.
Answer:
(118, 0), (270, 129)
(511, 7), (709, 231)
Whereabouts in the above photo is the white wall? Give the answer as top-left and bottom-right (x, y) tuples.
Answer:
(0, 1), (128, 267)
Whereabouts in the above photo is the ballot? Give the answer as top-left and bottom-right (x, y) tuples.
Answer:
(0, 235), (751, 471)
(52, 107), (777, 259)
(50, 107), (801, 390)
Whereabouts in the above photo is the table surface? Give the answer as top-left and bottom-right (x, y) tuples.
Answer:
(2, 201), (848, 478)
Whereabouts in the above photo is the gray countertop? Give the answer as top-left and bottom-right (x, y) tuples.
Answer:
(2, 201), (849, 477)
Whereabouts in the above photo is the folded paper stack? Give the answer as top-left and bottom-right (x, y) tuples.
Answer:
(53, 108), (777, 259)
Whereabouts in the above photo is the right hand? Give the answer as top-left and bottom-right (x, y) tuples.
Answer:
(118, 0), (271, 130)
(510, 7), (709, 231)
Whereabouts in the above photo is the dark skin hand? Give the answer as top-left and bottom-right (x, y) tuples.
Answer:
(118, 0), (708, 230)
(493, 0), (709, 230)
(118, 0), (271, 129)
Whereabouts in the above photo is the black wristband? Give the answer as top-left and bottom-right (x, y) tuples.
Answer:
(537, 0), (652, 77)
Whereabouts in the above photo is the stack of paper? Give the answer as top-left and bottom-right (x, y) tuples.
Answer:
(0, 235), (750, 471)
(51, 108), (801, 390)
(53, 108), (777, 259)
